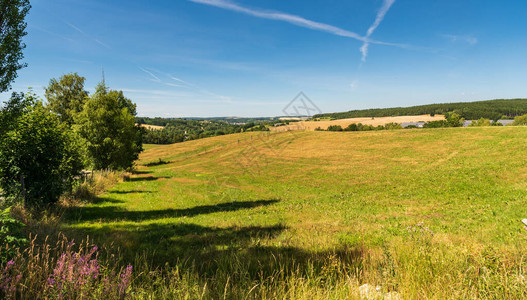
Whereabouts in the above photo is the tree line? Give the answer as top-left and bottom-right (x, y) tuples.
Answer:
(138, 118), (276, 145)
(313, 99), (527, 121)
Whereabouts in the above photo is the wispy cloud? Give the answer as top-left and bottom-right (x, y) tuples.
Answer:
(360, 0), (396, 62)
(442, 34), (478, 45)
(139, 67), (161, 82)
(189, 0), (407, 63)
(138, 67), (233, 103)
(189, 0), (366, 41)
(64, 21), (112, 50)
(30, 25), (75, 42)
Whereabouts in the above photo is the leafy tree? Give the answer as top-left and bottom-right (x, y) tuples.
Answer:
(0, 0), (31, 92)
(513, 114), (527, 126)
(384, 122), (402, 130)
(0, 92), (83, 207)
(45, 73), (89, 125)
(76, 83), (143, 170)
(469, 118), (491, 127)
(445, 112), (465, 127)
(327, 125), (343, 131)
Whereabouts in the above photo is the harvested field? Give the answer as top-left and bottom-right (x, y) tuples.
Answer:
(272, 114), (445, 131)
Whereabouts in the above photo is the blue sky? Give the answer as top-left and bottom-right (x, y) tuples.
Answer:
(2, 0), (527, 117)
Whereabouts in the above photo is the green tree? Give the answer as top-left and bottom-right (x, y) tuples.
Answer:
(512, 114), (527, 126)
(0, 92), (83, 207)
(0, 0), (31, 92)
(469, 118), (491, 127)
(45, 73), (89, 125)
(76, 83), (143, 170)
(445, 112), (465, 127)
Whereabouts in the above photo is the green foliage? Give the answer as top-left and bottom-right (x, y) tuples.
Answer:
(76, 83), (143, 170)
(384, 122), (403, 130)
(469, 118), (492, 127)
(0, 0), (30, 92)
(445, 112), (465, 127)
(423, 120), (449, 128)
(0, 207), (27, 263)
(45, 73), (89, 125)
(314, 99), (527, 121)
(0, 92), (83, 206)
(327, 125), (343, 131)
(141, 118), (271, 144)
(512, 114), (527, 126)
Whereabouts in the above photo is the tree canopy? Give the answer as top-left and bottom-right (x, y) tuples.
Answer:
(76, 83), (143, 170)
(0, 92), (83, 206)
(0, 0), (31, 92)
(45, 73), (89, 125)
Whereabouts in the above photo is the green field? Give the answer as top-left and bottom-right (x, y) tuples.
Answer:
(62, 127), (527, 298)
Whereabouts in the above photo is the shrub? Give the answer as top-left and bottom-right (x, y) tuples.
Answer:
(0, 92), (83, 207)
(327, 125), (343, 131)
(512, 114), (527, 126)
(344, 123), (359, 131)
(0, 208), (27, 263)
(384, 122), (402, 130)
(469, 118), (491, 127)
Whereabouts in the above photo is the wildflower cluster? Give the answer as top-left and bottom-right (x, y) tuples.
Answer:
(0, 260), (23, 298)
(47, 245), (133, 298)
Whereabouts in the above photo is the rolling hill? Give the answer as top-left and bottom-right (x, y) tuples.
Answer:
(62, 127), (527, 298)
(314, 98), (527, 120)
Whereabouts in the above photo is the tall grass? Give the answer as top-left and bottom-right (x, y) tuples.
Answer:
(2, 230), (527, 298)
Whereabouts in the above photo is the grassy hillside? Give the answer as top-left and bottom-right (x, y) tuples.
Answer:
(314, 98), (527, 120)
(62, 127), (527, 298)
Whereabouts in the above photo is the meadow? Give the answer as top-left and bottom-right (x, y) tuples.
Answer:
(55, 126), (527, 298)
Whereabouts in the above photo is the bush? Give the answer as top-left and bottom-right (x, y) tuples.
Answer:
(512, 114), (527, 126)
(0, 92), (83, 207)
(469, 118), (491, 127)
(327, 125), (343, 131)
(384, 122), (402, 130)
(0, 208), (27, 263)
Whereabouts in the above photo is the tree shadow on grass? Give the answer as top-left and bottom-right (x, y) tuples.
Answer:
(62, 220), (366, 291)
(126, 176), (170, 182)
(106, 190), (155, 195)
(59, 198), (367, 295)
(63, 199), (279, 222)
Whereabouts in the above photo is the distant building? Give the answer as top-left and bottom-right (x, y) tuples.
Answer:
(401, 122), (425, 128)
(463, 120), (514, 127)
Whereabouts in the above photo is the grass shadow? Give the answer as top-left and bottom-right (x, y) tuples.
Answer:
(107, 190), (155, 195)
(63, 199), (279, 222)
(126, 176), (170, 182)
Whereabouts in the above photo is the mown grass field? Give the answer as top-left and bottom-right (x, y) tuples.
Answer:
(62, 127), (527, 298)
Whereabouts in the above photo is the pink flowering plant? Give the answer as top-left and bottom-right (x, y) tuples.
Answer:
(0, 236), (134, 299)
(46, 245), (133, 298)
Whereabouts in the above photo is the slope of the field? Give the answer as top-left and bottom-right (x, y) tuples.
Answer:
(63, 127), (527, 298)
(272, 114), (445, 131)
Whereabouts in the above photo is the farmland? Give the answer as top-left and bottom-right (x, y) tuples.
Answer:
(272, 114), (445, 131)
(59, 126), (527, 298)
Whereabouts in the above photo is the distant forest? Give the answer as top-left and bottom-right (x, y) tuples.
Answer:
(136, 117), (282, 144)
(313, 99), (527, 121)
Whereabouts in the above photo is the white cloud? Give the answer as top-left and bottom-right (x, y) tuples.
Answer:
(64, 21), (112, 50)
(188, 0), (407, 49)
(442, 34), (478, 45)
(360, 0), (396, 62)
(350, 80), (359, 91)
